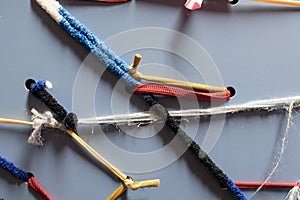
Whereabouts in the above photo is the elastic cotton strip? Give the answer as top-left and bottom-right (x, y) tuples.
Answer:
(28, 175), (53, 200)
(34, 1), (245, 199)
(134, 84), (231, 102)
(78, 95), (300, 125)
(144, 96), (247, 200)
(58, 17), (138, 86)
(235, 181), (300, 189)
(58, 8), (100, 46)
(58, 8), (129, 73)
(234, 181), (300, 200)
(0, 156), (29, 181)
(128, 53), (235, 96)
(0, 155), (52, 200)
(252, 102), (294, 197)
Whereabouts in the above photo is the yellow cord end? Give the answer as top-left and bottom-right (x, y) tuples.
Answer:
(129, 54), (143, 79)
(130, 179), (160, 190)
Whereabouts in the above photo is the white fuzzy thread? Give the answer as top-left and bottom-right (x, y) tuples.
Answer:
(35, 0), (62, 23)
(78, 96), (300, 126)
(28, 108), (63, 146)
(252, 101), (294, 197)
(285, 185), (300, 200)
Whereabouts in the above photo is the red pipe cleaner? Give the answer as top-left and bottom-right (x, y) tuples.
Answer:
(133, 84), (232, 102)
(28, 175), (53, 200)
(234, 181), (300, 189)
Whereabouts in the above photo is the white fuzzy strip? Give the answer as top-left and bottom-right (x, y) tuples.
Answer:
(285, 186), (300, 200)
(252, 101), (294, 196)
(78, 96), (300, 125)
(35, 0), (62, 23)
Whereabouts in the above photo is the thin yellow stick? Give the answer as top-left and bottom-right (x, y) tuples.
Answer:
(107, 184), (127, 200)
(129, 54), (227, 93)
(138, 74), (227, 92)
(252, 0), (300, 6)
(66, 130), (160, 199)
(0, 117), (160, 199)
(0, 118), (34, 126)
(0, 117), (127, 180)
(66, 130), (127, 181)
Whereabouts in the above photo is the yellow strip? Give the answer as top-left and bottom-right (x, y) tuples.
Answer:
(252, 0), (300, 6)
(66, 130), (128, 181)
(138, 73), (227, 92)
(67, 131), (160, 200)
(0, 118), (33, 126)
(107, 184), (127, 200)
(130, 179), (160, 190)
(107, 179), (160, 199)
(129, 54), (227, 93)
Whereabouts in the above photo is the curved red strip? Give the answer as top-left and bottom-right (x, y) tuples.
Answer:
(28, 176), (53, 200)
(234, 181), (298, 189)
(134, 84), (231, 102)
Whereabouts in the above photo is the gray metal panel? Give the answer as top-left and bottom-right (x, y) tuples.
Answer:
(0, 0), (300, 199)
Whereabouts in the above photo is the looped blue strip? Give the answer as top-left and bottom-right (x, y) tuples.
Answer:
(59, 15), (139, 86)
(0, 156), (29, 182)
(97, 43), (130, 73)
(60, 18), (95, 52)
(58, 7), (132, 79)
(58, 8), (100, 46)
(227, 178), (248, 200)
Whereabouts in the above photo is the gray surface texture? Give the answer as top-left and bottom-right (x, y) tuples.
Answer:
(1, 0), (300, 199)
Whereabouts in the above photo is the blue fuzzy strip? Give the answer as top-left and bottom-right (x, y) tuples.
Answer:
(58, 8), (100, 46)
(58, 11), (139, 86)
(97, 43), (130, 73)
(60, 18), (95, 52)
(92, 48), (139, 86)
(58, 7), (130, 73)
(0, 156), (29, 182)
(227, 178), (248, 200)
(31, 80), (48, 92)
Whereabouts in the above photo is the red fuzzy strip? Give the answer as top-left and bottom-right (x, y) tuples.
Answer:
(134, 84), (231, 102)
(234, 181), (300, 189)
(28, 176), (53, 200)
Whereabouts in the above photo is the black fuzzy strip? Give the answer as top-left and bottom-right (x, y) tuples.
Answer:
(146, 96), (229, 189)
(32, 90), (68, 122)
(30, 88), (78, 134)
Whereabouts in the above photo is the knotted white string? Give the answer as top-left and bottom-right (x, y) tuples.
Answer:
(28, 108), (63, 146)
